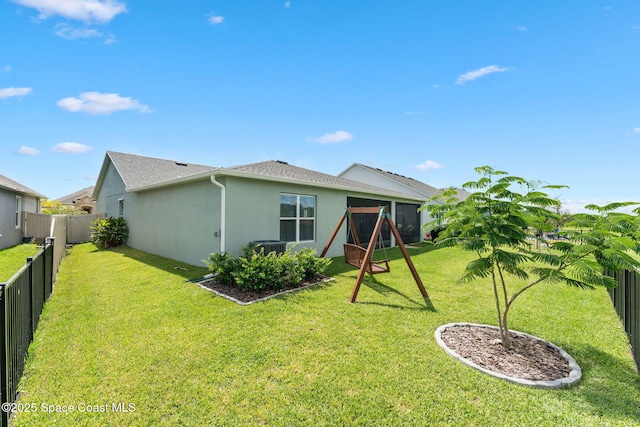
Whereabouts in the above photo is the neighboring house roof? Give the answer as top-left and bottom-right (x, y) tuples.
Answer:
(94, 151), (217, 197)
(341, 163), (442, 198)
(0, 173), (46, 198)
(446, 187), (473, 201)
(218, 160), (422, 200)
(339, 163), (472, 201)
(57, 186), (96, 204)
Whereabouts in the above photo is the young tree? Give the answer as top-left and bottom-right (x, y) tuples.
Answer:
(425, 166), (640, 348)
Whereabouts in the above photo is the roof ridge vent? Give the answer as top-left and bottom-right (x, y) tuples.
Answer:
(175, 161), (188, 167)
(276, 160), (288, 165)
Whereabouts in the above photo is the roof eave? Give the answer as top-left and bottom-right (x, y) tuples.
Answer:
(212, 169), (425, 202)
(126, 169), (219, 192)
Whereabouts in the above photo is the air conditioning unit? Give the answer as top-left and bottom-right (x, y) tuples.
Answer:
(249, 240), (287, 254)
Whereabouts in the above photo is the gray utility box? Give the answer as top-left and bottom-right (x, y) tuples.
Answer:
(249, 240), (287, 254)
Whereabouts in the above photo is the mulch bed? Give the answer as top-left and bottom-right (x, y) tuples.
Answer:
(198, 276), (333, 304)
(440, 324), (572, 381)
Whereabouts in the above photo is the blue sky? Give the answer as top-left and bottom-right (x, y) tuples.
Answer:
(1, 1), (639, 212)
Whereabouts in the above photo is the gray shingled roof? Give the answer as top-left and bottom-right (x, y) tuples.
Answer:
(224, 160), (418, 198)
(96, 152), (423, 201)
(106, 151), (217, 190)
(0, 173), (45, 198)
(57, 186), (95, 204)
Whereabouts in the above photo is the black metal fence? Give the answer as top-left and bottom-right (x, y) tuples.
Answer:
(608, 270), (639, 371)
(0, 242), (54, 427)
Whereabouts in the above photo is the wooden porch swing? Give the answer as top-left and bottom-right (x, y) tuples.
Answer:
(320, 206), (429, 303)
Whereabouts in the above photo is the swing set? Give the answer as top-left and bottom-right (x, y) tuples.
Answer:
(320, 206), (429, 303)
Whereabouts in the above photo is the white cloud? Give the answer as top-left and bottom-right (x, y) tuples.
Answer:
(10, 0), (127, 23)
(285, 2), (291, 8)
(51, 142), (93, 154)
(633, 127), (640, 133)
(308, 130), (354, 144)
(2, 65), (11, 73)
(55, 24), (103, 39)
(207, 12), (224, 25)
(56, 91), (151, 114)
(0, 87), (33, 99)
(516, 25), (528, 32)
(412, 160), (444, 171)
(404, 110), (428, 116)
(17, 146), (40, 156)
(455, 65), (510, 85)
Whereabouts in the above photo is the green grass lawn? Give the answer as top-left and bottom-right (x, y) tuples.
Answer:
(13, 243), (640, 426)
(0, 243), (40, 282)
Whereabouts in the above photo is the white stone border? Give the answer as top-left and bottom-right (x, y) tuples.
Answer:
(434, 322), (582, 389)
(194, 277), (335, 305)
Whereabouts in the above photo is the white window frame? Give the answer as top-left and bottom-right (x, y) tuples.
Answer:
(15, 195), (21, 229)
(118, 198), (124, 218)
(280, 194), (316, 243)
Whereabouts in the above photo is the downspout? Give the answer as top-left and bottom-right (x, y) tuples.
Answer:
(210, 174), (226, 253)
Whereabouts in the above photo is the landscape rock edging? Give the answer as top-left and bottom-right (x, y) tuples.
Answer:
(434, 322), (582, 388)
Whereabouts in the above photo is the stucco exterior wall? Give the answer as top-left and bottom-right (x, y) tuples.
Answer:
(96, 163), (221, 266)
(95, 162), (128, 217)
(0, 189), (40, 250)
(0, 188), (21, 249)
(126, 180), (221, 266)
(95, 160), (428, 266)
(222, 176), (420, 259)
(221, 176), (349, 258)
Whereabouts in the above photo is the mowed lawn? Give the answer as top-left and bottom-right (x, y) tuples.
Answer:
(13, 243), (640, 426)
(0, 243), (40, 282)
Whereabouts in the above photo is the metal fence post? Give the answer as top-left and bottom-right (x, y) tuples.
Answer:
(0, 283), (7, 427)
(27, 257), (34, 342)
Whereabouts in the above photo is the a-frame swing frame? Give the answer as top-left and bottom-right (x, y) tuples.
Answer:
(320, 206), (429, 303)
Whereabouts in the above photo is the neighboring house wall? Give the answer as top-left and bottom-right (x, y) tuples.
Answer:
(0, 189), (39, 250)
(0, 188), (21, 249)
(340, 167), (427, 200)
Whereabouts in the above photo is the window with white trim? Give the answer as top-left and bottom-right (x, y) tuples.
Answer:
(15, 196), (21, 229)
(118, 198), (124, 218)
(280, 194), (315, 242)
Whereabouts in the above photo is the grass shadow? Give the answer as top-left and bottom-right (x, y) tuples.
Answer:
(558, 343), (640, 423)
(352, 276), (436, 311)
(88, 244), (208, 282)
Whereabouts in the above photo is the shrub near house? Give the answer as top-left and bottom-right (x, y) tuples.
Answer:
(205, 246), (331, 291)
(92, 217), (129, 248)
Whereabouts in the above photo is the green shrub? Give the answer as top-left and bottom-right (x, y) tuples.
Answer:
(92, 217), (129, 248)
(296, 247), (333, 281)
(204, 252), (239, 285)
(204, 246), (331, 291)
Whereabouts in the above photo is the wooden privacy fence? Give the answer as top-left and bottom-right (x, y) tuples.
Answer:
(0, 242), (54, 427)
(608, 270), (639, 371)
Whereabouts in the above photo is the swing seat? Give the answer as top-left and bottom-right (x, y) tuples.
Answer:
(343, 243), (390, 274)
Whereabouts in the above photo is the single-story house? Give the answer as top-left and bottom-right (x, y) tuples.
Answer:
(0, 173), (45, 250)
(338, 163), (472, 240)
(93, 151), (429, 266)
(56, 186), (96, 214)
